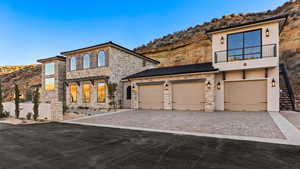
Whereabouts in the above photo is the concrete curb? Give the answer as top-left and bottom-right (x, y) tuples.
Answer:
(269, 111), (300, 145)
(63, 121), (300, 146)
(63, 109), (131, 122)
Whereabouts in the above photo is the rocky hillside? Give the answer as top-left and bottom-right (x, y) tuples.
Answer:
(135, 0), (300, 108)
(1, 0), (300, 106)
(0, 64), (41, 102)
(0, 65), (38, 76)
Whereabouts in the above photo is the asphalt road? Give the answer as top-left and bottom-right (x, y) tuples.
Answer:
(0, 122), (299, 169)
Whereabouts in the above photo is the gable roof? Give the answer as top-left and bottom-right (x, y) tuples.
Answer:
(37, 55), (66, 63)
(123, 62), (218, 79)
(206, 14), (288, 34)
(60, 41), (160, 64)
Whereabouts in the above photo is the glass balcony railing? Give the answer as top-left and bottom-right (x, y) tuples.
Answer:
(214, 44), (277, 63)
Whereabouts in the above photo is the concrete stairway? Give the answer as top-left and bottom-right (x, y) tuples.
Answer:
(279, 66), (294, 111)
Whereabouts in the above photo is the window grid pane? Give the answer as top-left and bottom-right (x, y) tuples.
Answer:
(83, 54), (90, 69)
(98, 51), (106, 67)
(70, 57), (77, 71)
(45, 62), (55, 75)
(83, 84), (91, 103)
(45, 78), (55, 91)
(97, 83), (106, 103)
(70, 84), (77, 103)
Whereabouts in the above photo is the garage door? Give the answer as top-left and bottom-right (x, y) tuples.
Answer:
(225, 80), (267, 111)
(139, 84), (163, 109)
(172, 81), (205, 110)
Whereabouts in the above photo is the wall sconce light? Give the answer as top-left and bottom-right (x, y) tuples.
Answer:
(207, 81), (211, 89)
(164, 83), (169, 90)
(220, 36), (224, 44)
(272, 78), (276, 87)
(216, 82), (221, 90)
(265, 28), (270, 37)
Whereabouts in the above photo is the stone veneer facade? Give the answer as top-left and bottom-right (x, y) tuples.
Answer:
(39, 58), (66, 121)
(130, 72), (216, 112)
(64, 45), (157, 110)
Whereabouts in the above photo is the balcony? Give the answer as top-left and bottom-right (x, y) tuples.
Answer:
(213, 44), (278, 71)
(214, 44), (277, 63)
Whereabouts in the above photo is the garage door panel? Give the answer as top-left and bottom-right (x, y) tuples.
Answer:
(172, 82), (205, 110)
(225, 80), (267, 111)
(139, 84), (163, 109)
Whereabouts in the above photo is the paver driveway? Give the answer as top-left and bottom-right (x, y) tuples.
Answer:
(72, 110), (285, 139)
(0, 122), (300, 169)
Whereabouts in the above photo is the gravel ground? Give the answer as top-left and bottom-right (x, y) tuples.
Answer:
(0, 122), (299, 169)
(280, 111), (300, 130)
(74, 110), (285, 139)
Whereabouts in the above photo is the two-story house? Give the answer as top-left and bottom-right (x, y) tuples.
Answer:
(125, 15), (287, 112)
(38, 15), (287, 121)
(38, 42), (159, 120)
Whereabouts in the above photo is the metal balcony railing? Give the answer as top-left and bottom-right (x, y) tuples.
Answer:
(214, 44), (277, 63)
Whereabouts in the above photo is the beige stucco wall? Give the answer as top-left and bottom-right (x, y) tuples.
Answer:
(214, 68), (280, 112)
(130, 72), (216, 112)
(212, 22), (280, 71)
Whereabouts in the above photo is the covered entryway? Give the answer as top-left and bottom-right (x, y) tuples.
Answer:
(138, 83), (163, 109)
(172, 81), (205, 110)
(225, 80), (267, 111)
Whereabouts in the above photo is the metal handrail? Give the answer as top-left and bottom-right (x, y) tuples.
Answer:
(280, 63), (296, 111)
(215, 44), (277, 63)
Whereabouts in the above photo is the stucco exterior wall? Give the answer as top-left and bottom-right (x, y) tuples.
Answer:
(212, 22), (280, 71)
(214, 68), (280, 112)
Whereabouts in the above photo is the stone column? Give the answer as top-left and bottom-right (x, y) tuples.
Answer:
(204, 74), (216, 112)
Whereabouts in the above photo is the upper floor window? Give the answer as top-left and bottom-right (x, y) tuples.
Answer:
(70, 56), (77, 71)
(45, 78), (55, 91)
(98, 50), (106, 67)
(83, 54), (90, 69)
(227, 29), (262, 61)
(45, 62), (55, 75)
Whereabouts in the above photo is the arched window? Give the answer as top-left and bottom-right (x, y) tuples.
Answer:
(98, 50), (106, 67)
(83, 54), (90, 69)
(126, 86), (131, 100)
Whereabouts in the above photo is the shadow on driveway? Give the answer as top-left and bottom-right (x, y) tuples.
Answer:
(0, 122), (299, 169)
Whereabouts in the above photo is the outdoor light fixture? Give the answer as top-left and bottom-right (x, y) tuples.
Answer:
(272, 78), (276, 87)
(207, 81), (211, 89)
(216, 82), (221, 90)
(265, 28), (270, 37)
(220, 36), (224, 44)
(164, 83), (169, 90)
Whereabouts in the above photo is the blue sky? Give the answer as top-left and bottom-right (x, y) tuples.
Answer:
(0, 0), (287, 65)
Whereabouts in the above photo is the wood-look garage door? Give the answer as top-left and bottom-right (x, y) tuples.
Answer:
(225, 80), (267, 111)
(172, 81), (205, 110)
(139, 84), (163, 109)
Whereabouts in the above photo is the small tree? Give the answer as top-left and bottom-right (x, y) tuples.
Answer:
(107, 82), (118, 111)
(14, 84), (20, 119)
(32, 88), (40, 120)
(0, 81), (3, 117)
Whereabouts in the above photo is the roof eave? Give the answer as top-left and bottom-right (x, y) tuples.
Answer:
(124, 70), (219, 80)
(206, 15), (288, 35)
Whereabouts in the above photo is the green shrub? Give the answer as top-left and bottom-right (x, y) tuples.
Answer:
(0, 111), (10, 119)
(14, 84), (20, 119)
(26, 112), (32, 120)
(107, 82), (118, 111)
(32, 88), (40, 121)
(0, 81), (3, 117)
